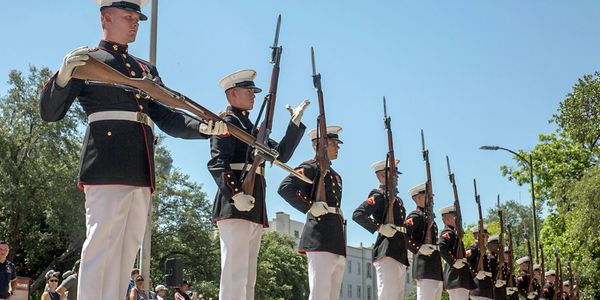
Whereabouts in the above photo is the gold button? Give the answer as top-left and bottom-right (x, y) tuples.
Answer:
(227, 174), (231, 178)
(317, 217), (321, 221)
(107, 131), (112, 136)
(122, 54), (127, 58)
(126, 63), (131, 68)
(139, 105), (143, 110)
(130, 71), (136, 76)
(113, 45), (118, 51)
(234, 188), (239, 192)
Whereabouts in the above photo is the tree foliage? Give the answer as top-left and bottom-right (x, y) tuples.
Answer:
(551, 71), (600, 152)
(0, 66), (86, 295)
(255, 231), (309, 300)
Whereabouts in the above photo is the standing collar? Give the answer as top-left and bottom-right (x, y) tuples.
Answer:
(228, 106), (249, 117)
(99, 40), (129, 54)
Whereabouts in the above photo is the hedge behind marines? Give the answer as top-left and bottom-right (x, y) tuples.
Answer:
(39, 1), (227, 299)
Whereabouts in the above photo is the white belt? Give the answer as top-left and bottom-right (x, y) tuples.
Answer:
(229, 163), (265, 176)
(88, 111), (155, 132)
(326, 206), (343, 218)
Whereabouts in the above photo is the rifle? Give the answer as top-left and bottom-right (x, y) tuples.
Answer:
(473, 179), (485, 273)
(553, 246), (562, 300)
(71, 52), (312, 184)
(507, 224), (517, 295)
(540, 242), (546, 287)
(567, 259), (575, 300)
(382, 97), (397, 224)
(240, 15), (284, 194)
(310, 47), (330, 204)
(526, 233), (537, 299)
(421, 130), (435, 244)
(446, 156), (465, 259)
(496, 195), (506, 287)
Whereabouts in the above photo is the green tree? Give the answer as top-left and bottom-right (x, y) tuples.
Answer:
(551, 71), (600, 152)
(0, 66), (86, 295)
(255, 231), (309, 300)
(150, 141), (220, 296)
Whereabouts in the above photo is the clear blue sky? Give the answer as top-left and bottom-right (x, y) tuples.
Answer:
(2, 1), (600, 247)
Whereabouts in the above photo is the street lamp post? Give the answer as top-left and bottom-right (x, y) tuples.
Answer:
(480, 145), (539, 262)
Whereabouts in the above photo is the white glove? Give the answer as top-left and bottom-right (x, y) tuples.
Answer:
(377, 224), (397, 238)
(56, 46), (90, 88)
(286, 99), (310, 126)
(452, 259), (465, 269)
(199, 120), (228, 135)
(231, 192), (254, 211)
(495, 279), (506, 288)
(308, 201), (329, 217)
(527, 292), (538, 299)
(418, 244), (435, 256)
(476, 270), (487, 280)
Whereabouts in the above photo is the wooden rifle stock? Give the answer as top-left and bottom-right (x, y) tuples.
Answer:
(421, 130), (434, 244)
(382, 97), (397, 224)
(507, 225), (516, 288)
(241, 15), (282, 194)
(553, 246), (561, 300)
(540, 242), (546, 287)
(446, 156), (465, 259)
(473, 179), (485, 272)
(311, 47), (330, 203)
(526, 233), (535, 295)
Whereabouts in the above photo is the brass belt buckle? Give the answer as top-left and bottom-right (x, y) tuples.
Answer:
(136, 112), (149, 125)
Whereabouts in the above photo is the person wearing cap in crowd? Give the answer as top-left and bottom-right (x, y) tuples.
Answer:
(154, 284), (168, 300)
(466, 225), (494, 300)
(0, 241), (17, 300)
(404, 183), (443, 300)
(127, 269), (141, 300)
(503, 246), (519, 300)
(352, 159), (409, 299)
(41, 270), (61, 300)
(437, 205), (476, 300)
(561, 281), (571, 300)
(57, 260), (80, 300)
(533, 264), (542, 283)
(278, 125), (345, 300)
(516, 256), (541, 299)
(174, 281), (192, 300)
(542, 270), (556, 300)
(39, 1), (229, 299)
(209, 69), (308, 300)
(486, 234), (507, 300)
(130, 275), (150, 300)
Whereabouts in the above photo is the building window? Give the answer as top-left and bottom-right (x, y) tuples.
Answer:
(366, 262), (372, 278)
(294, 230), (299, 238)
(348, 261), (352, 274)
(358, 262), (361, 275)
(367, 286), (372, 300)
(348, 284), (353, 298)
(357, 285), (362, 298)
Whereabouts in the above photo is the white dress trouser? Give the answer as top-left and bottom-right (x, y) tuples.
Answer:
(416, 279), (443, 300)
(306, 251), (345, 300)
(447, 288), (470, 300)
(217, 219), (263, 300)
(373, 257), (407, 300)
(78, 185), (151, 300)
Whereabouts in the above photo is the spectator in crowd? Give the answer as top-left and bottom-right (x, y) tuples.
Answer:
(154, 285), (168, 300)
(174, 281), (191, 300)
(126, 269), (140, 300)
(129, 275), (149, 300)
(57, 260), (80, 300)
(41, 270), (61, 300)
(0, 241), (17, 299)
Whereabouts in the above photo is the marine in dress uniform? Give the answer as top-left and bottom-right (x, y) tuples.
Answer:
(486, 235), (507, 300)
(541, 270), (556, 300)
(561, 281), (571, 300)
(502, 247), (519, 300)
(466, 226), (495, 300)
(352, 159), (409, 300)
(208, 70), (307, 300)
(437, 205), (476, 300)
(516, 256), (541, 300)
(39, 1), (227, 299)
(405, 183), (443, 300)
(278, 126), (345, 300)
